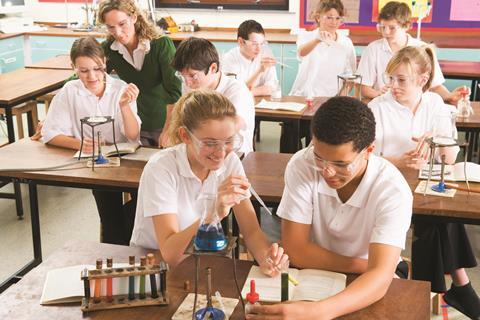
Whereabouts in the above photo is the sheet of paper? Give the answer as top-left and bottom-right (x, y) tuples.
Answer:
(450, 0), (480, 21)
(414, 181), (456, 198)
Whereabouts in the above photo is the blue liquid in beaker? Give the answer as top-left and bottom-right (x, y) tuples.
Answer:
(194, 223), (227, 251)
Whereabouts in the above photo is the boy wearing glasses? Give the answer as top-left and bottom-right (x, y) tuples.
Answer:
(290, 0), (356, 97)
(221, 20), (278, 96)
(357, 1), (462, 104)
(247, 96), (413, 319)
(164, 37), (254, 154)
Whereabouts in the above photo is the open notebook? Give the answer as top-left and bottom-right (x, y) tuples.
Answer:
(255, 99), (306, 112)
(241, 265), (346, 302)
(73, 142), (140, 158)
(40, 264), (154, 305)
(419, 162), (480, 182)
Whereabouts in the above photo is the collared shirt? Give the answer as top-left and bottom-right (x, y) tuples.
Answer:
(130, 143), (248, 249)
(290, 29), (356, 97)
(221, 46), (278, 89)
(110, 39), (151, 71)
(368, 91), (459, 158)
(357, 35), (445, 90)
(183, 72), (255, 155)
(41, 74), (141, 144)
(277, 150), (412, 259)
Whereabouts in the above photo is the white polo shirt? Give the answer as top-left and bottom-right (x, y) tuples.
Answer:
(41, 75), (141, 144)
(221, 46), (278, 89)
(357, 35), (445, 91)
(110, 39), (150, 71)
(368, 91), (459, 158)
(277, 150), (412, 259)
(290, 29), (356, 97)
(183, 72), (255, 155)
(130, 143), (248, 249)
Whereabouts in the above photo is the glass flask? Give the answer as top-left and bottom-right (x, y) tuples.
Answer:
(194, 193), (227, 252)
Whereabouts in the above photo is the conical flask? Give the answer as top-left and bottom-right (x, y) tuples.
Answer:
(194, 193), (227, 251)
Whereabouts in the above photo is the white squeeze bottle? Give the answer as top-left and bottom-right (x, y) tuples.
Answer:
(245, 279), (260, 315)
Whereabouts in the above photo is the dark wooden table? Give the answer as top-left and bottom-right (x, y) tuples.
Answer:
(0, 68), (72, 143)
(25, 55), (72, 70)
(243, 152), (480, 225)
(0, 240), (430, 320)
(0, 139), (149, 292)
(439, 60), (480, 101)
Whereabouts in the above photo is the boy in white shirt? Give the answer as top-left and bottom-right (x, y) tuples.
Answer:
(357, 1), (463, 105)
(221, 20), (278, 96)
(42, 37), (142, 245)
(290, 0), (356, 97)
(247, 96), (413, 319)
(168, 37), (255, 155)
(369, 45), (480, 319)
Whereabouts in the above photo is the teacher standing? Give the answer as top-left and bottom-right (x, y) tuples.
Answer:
(98, 0), (181, 146)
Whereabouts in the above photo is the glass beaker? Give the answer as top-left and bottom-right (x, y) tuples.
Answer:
(194, 193), (227, 252)
(337, 73), (362, 100)
(431, 112), (457, 146)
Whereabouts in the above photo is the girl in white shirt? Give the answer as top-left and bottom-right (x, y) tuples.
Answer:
(358, 1), (462, 105)
(290, 0), (356, 97)
(368, 45), (480, 319)
(130, 90), (287, 275)
(42, 37), (141, 245)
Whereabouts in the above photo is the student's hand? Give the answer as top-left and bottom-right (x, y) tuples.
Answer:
(80, 138), (104, 154)
(216, 175), (250, 219)
(30, 121), (43, 141)
(394, 148), (427, 169)
(316, 30), (335, 45)
(246, 301), (322, 320)
(119, 83), (139, 108)
(447, 86), (469, 106)
(380, 84), (391, 94)
(259, 56), (276, 73)
(259, 243), (289, 277)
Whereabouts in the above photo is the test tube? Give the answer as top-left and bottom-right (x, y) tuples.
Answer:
(82, 268), (90, 301)
(94, 259), (103, 303)
(281, 260), (289, 302)
(106, 258), (113, 302)
(147, 253), (159, 299)
(128, 256), (135, 300)
(160, 262), (167, 297)
(139, 256), (146, 299)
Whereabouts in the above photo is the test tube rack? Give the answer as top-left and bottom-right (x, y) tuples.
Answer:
(80, 260), (169, 313)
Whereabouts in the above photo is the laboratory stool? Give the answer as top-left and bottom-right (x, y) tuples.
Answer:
(0, 100), (39, 139)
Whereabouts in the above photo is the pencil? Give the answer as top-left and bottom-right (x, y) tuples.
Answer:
(445, 183), (480, 194)
(265, 257), (300, 286)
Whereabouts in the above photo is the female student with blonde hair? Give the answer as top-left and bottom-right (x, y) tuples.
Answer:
(290, 0), (356, 97)
(368, 45), (480, 319)
(130, 90), (287, 274)
(358, 1), (462, 104)
(41, 36), (141, 245)
(98, 0), (181, 146)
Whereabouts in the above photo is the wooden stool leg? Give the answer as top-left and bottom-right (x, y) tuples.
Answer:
(15, 110), (24, 140)
(431, 293), (442, 315)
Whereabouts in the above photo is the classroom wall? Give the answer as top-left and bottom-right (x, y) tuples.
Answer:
(23, 0), (300, 30)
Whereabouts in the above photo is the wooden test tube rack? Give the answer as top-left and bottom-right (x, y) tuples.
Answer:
(81, 262), (169, 312)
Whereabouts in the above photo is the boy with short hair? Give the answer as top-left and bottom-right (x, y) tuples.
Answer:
(170, 37), (255, 155)
(357, 1), (462, 104)
(247, 96), (413, 319)
(221, 20), (278, 96)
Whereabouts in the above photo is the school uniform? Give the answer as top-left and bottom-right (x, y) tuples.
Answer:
(357, 35), (445, 91)
(42, 75), (141, 144)
(290, 29), (356, 97)
(368, 91), (459, 157)
(42, 75), (142, 246)
(183, 72), (255, 155)
(368, 91), (477, 293)
(277, 150), (412, 260)
(221, 46), (278, 89)
(130, 143), (248, 250)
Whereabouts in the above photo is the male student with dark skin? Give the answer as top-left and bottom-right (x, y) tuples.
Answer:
(248, 97), (413, 320)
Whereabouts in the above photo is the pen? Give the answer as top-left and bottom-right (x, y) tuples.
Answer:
(265, 257), (299, 286)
